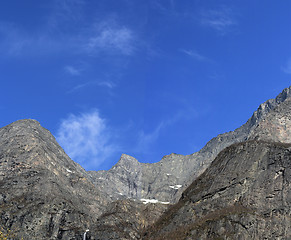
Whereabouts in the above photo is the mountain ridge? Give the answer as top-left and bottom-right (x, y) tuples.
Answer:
(88, 85), (291, 204)
(1, 86), (291, 239)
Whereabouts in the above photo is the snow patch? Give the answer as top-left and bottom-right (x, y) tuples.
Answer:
(166, 173), (171, 176)
(140, 199), (170, 205)
(66, 169), (73, 173)
(169, 185), (182, 190)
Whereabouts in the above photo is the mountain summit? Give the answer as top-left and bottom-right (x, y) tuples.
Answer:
(1, 86), (291, 239)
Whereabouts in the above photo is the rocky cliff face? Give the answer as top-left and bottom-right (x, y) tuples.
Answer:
(144, 141), (291, 239)
(88, 86), (291, 204)
(0, 120), (109, 239)
(1, 86), (291, 239)
(0, 119), (169, 239)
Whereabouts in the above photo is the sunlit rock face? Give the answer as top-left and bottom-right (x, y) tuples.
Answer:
(0, 120), (169, 240)
(248, 97), (291, 143)
(144, 141), (291, 240)
(2, 86), (291, 239)
(89, 86), (291, 205)
(0, 119), (109, 239)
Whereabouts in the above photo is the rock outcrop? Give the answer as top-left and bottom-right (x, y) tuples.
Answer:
(1, 86), (291, 239)
(144, 141), (291, 239)
(0, 119), (169, 239)
(0, 119), (109, 239)
(88, 86), (291, 204)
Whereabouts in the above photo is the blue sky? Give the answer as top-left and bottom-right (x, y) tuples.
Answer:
(0, 0), (291, 170)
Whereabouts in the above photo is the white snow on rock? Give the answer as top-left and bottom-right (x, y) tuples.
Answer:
(140, 199), (170, 205)
(169, 185), (182, 190)
(66, 169), (73, 173)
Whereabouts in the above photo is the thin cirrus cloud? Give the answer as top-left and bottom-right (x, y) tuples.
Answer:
(64, 65), (82, 76)
(135, 109), (197, 155)
(85, 23), (136, 56)
(98, 81), (116, 89)
(67, 80), (116, 94)
(282, 59), (291, 74)
(181, 49), (210, 62)
(0, 21), (71, 57)
(56, 110), (117, 170)
(0, 15), (137, 58)
(200, 7), (237, 34)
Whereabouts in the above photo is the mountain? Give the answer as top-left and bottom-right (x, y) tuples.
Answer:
(88, 86), (291, 204)
(0, 119), (169, 239)
(1, 86), (291, 239)
(0, 119), (109, 239)
(143, 140), (291, 239)
(143, 87), (291, 239)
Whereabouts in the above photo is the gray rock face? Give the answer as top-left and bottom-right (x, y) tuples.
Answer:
(1, 86), (291, 239)
(0, 119), (168, 239)
(89, 86), (291, 204)
(91, 199), (169, 240)
(144, 141), (291, 239)
(0, 119), (109, 239)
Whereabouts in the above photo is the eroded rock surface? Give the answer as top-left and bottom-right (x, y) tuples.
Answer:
(0, 120), (109, 239)
(144, 141), (291, 239)
(89, 86), (291, 204)
(1, 86), (291, 239)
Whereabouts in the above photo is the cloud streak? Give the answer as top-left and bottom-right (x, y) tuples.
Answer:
(181, 49), (211, 62)
(0, 3), (137, 59)
(56, 110), (117, 170)
(282, 59), (291, 74)
(85, 22), (136, 56)
(64, 65), (81, 76)
(200, 7), (237, 34)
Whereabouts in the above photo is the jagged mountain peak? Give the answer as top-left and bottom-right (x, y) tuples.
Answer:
(112, 153), (142, 170)
(247, 86), (291, 127)
(2, 86), (291, 239)
(275, 85), (291, 102)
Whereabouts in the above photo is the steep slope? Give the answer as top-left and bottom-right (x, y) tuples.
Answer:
(91, 199), (169, 239)
(89, 86), (291, 204)
(0, 119), (109, 239)
(144, 140), (291, 239)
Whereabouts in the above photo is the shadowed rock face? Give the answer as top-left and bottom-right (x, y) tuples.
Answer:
(144, 141), (291, 240)
(88, 86), (291, 204)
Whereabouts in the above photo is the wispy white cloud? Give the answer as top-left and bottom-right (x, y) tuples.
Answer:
(0, 21), (68, 57)
(85, 22), (136, 56)
(47, 0), (86, 32)
(0, 3), (138, 58)
(181, 49), (210, 62)
(98, 81), (116, 88)
(67, 82), (94, 93)
(56, 110), (117, 169)
(136, 123), (164, 153)
(64, 65), (81, 76)
(67, 80), (116, 93)
(135, 109), (197, 154)
(282, 59), (291, 74)
(200, 7), (237, 34)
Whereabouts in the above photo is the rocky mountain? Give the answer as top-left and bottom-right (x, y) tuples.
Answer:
(144, 140), (291, 239)
(1, 86), (291, 239)
(0, 119), (169, 239)
(88, 86), (291, 204)
(0, 119), (110, 239)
